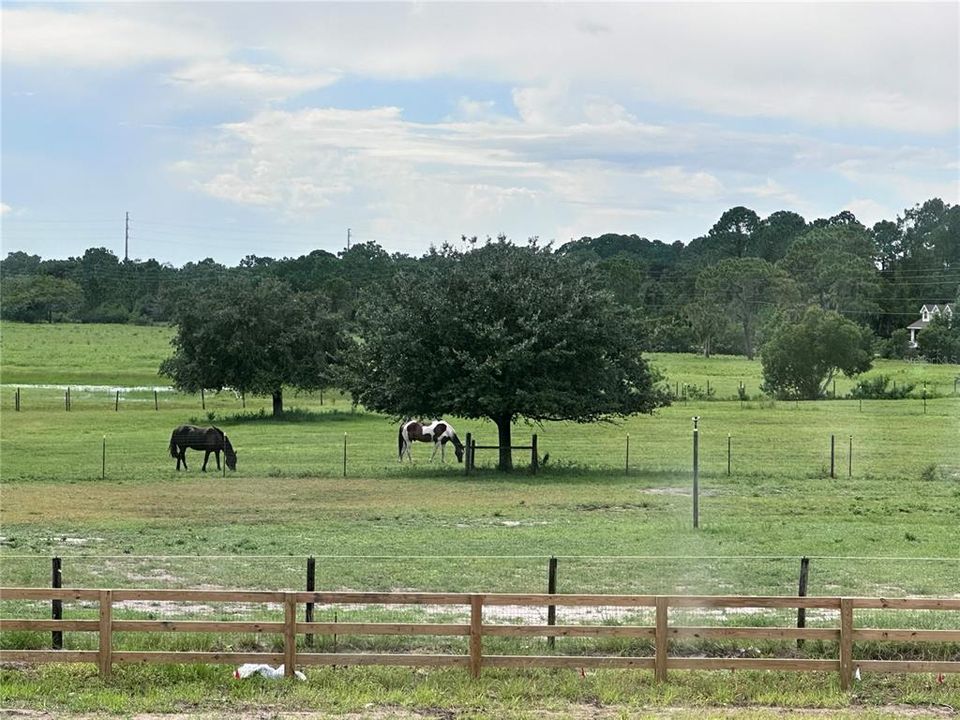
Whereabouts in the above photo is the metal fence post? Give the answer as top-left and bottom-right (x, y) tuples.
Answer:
(796, 556), (810, 649)
(692, 417), (700, 529)
(306, 557), (315, 648)
(547, 557), (557, 649)
(51, 557), (62, 650)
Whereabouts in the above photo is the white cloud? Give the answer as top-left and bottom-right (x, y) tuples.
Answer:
(450, 97), (499, 122)
(5, 4), (957, 132)
(244, 3), (958, 134)
(844, 198), (897, 228)
(167, 61), (338, 102)
(0, 203), (12, 216)
(740, 179), (804, 207)
(1, 7), (225, 68)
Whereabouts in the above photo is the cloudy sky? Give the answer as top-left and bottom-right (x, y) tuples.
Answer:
(2, 2), (958, 265)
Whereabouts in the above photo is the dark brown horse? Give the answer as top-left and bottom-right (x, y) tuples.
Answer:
(169, 425), (236, 472)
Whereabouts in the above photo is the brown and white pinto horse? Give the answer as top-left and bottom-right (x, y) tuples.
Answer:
(398, 420), (465, 463)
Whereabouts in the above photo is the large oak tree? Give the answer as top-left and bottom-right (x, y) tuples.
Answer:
(160, 275), (346, 416)
(347, 240), (670, 470)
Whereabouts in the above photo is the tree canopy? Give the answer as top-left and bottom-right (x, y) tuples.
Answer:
(346, 240), (670, 470)
(695, 257), (795, 359)
(760, 306), (874, 400)
(5, 197), (958, 364)
(160, 276), (347, 415)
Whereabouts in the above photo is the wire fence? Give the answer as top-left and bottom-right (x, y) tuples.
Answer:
(1, 387), (958, 482)
(3, 554), (957, 598)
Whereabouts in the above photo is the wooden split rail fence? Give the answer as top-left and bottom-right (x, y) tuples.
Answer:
(2, 589), (959, 689)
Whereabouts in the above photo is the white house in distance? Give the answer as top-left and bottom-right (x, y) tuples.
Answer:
(906, 302), (954, 347)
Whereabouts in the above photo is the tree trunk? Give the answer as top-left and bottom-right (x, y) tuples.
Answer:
(495, 414), (513, 472)
(272, 389), (283, 417)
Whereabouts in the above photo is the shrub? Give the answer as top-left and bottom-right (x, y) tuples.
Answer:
(849, 375), (915, 399)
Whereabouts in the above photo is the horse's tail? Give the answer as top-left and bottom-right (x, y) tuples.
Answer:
(168, 430), (179, 459)
(398, 423), (405, 459)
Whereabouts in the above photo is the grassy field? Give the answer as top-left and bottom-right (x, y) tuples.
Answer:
(1, 321), (959, 716)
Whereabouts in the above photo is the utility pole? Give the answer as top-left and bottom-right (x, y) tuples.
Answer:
(124, 211), (130, 262)
(347, 227), (351, 251)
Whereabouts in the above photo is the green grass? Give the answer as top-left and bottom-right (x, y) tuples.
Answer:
(1, 665), (958, 718)
(1, 321), (959, 715)
(647, 352), (960, 399)
(0, 321), (174, 386)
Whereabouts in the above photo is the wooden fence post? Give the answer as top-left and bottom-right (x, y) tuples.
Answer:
(51, 557), (62, 650)
(464, 433), (472, 476)
(305, 557), (315, 648)
(470, 438), (477, 472)
(655, 596), (668, 682)
(114, 390), (119, 412)
(98, 590), (112, 678)
(470, 595), (483, 678)
(848, 436), (853, 477)
(625, 434), (630, 475)
(531, 434), (538, 474)
(284, 593), (297, 678)
(154, 390), (159, 411)
(15, 387), (20, 412)
(727, 433), (731, 476)
(796, 556), (810, 649)
(201, 388), (205, 410)
(830, 435), (835, 479)
(547, 557), (557, 649)
(839, 598), (853, 690)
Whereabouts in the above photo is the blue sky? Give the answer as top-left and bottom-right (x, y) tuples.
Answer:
(2, 2), (958, 265)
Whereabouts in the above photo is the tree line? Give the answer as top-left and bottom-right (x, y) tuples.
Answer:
(4, 198), (957, 354)
(4, 199), (957, 468)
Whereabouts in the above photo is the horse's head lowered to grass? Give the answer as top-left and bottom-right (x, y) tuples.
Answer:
(223, 434), (237, 471)
(399, 419), (464, 463)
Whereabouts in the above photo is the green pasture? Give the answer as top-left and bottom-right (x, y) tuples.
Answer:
(1, 322), (959, 714)
(0, 322), (174, 386)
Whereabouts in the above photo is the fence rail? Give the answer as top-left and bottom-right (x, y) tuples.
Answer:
(2, 587), (959, 688)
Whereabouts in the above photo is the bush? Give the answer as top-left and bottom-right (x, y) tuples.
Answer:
(849, 375), (915, 399)
(878, 329), (912, 359)
(679, 383), (715, 400)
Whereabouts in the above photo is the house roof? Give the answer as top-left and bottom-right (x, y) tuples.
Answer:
(907, 303), (954, 333)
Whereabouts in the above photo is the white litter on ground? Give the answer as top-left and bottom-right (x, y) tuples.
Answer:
(234, 663), (306, 681)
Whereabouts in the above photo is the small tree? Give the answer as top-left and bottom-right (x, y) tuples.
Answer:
(760, 306), (874, 400)
(917, 312), (960, 364)
(347, 240), (670, 470)
(160, 276), (346, 415)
